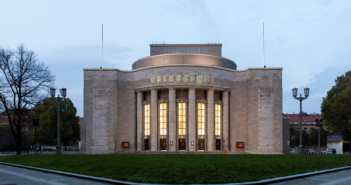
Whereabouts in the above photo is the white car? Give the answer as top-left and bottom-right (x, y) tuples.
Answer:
(321, 149), (333, 155)
(290, 148), (298, 154)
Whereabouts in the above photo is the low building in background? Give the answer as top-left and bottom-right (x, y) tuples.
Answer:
(283, 113), (324, 132)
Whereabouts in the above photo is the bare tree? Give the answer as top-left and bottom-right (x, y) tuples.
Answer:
(0, 45), (55, 155)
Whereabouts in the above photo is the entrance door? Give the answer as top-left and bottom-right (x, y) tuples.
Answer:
(179, 139), (186, 150)
(160, 139), (167, 150)
(198, 139), (205, 151)
(216, 139), (221, 151)
(144, 139), (149, 151)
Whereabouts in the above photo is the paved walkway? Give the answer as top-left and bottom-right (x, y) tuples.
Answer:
(271, 169), (351, 185)
(0, 164), (112, 185)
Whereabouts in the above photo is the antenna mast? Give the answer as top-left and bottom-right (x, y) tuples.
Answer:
(263, 23), (265, 68)
(102, 24), (103, 68)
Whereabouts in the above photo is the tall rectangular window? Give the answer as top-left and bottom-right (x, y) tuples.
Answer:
(205, 48), (208, 53)
(164, 49), (167, 53)
(144, 104), (150, 135)
(168, 49), (171, 53)
(172, 49), (174, 53)
(215, 104), (221, 135)
(190, 49), (193, 53)
(198, 103), (205, 135)
(187, 49), (189, 53)
(178, 102), (186, 135)
(201, 48), (204, 53)
(160, 103), (167, 135)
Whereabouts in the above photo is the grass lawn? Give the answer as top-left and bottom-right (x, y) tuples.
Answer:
(1, 154), (351, 184)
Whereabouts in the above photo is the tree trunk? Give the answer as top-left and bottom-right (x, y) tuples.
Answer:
(16, 124), (22, 155)
(16, 135), (22, 155)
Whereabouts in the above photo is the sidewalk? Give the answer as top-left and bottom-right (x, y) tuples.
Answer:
(0, 164), (112, 185)
(271, 169), (351, 185)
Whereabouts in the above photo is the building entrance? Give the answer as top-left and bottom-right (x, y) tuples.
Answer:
(144, 139), (149, 150)
(179, 139), (186, 150)
(216, 139), (221, 151)
(198, 139), (205, 151)
(160, 139), (167, 150)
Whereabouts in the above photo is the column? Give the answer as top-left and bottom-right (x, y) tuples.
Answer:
(169, 88), (176, 151)
(137, 91), (143, 151)
(223, 91), (229, 151)
(150, 89), (158, 151)
(207, 89), (215, 151)
(188, 88), (196, 151)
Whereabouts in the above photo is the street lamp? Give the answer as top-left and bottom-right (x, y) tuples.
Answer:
(292, 87), (309, 154)
(50, 87), (67, 155)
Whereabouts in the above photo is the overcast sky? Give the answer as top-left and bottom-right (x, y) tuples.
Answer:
(1, 0), (351, 117)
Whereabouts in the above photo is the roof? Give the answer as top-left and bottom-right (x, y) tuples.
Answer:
(282, 113), (322, 122)
(150, 43), (222, 47)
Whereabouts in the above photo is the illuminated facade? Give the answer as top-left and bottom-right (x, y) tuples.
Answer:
(82, 44), (283, 154)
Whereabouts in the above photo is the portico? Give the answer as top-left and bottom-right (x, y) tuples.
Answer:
(136, 86), (230, 152)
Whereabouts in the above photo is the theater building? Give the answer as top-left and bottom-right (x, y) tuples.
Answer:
(82, 44), (283, 154)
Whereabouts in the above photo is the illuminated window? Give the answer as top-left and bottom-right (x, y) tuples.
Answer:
(160, 103), (167, 135)
(215, 104), (221, 135)
(144, 104), (150, 135)
(178, 103), (186, 135)
(198, 103), (205, 135)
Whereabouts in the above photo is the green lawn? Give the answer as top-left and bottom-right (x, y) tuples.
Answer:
(1, 154), (351, 184)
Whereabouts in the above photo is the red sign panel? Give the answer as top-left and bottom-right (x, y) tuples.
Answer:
(122, 142), (129, 148)
(237, 142), (244, 148)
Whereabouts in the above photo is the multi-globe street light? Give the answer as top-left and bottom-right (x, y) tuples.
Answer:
(292, 87), (309, 154)
(50, 87), (67, 155)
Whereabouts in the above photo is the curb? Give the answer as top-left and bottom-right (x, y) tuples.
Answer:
(1, 161), (351, 185)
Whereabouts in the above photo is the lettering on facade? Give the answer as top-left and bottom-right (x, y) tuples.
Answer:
(151, 74), (214, 84)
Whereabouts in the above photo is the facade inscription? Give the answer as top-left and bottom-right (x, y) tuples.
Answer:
(151, 74), (214, 84)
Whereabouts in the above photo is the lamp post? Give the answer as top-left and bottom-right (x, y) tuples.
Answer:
(292, 87), (309, 154)
(316, 119), (323, 154)
(50, 87), (67, 155)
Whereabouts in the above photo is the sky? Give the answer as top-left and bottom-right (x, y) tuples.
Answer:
(1, 0), (351, 117)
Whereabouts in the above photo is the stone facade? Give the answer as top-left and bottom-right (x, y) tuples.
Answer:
(82, 44), (283, 154)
